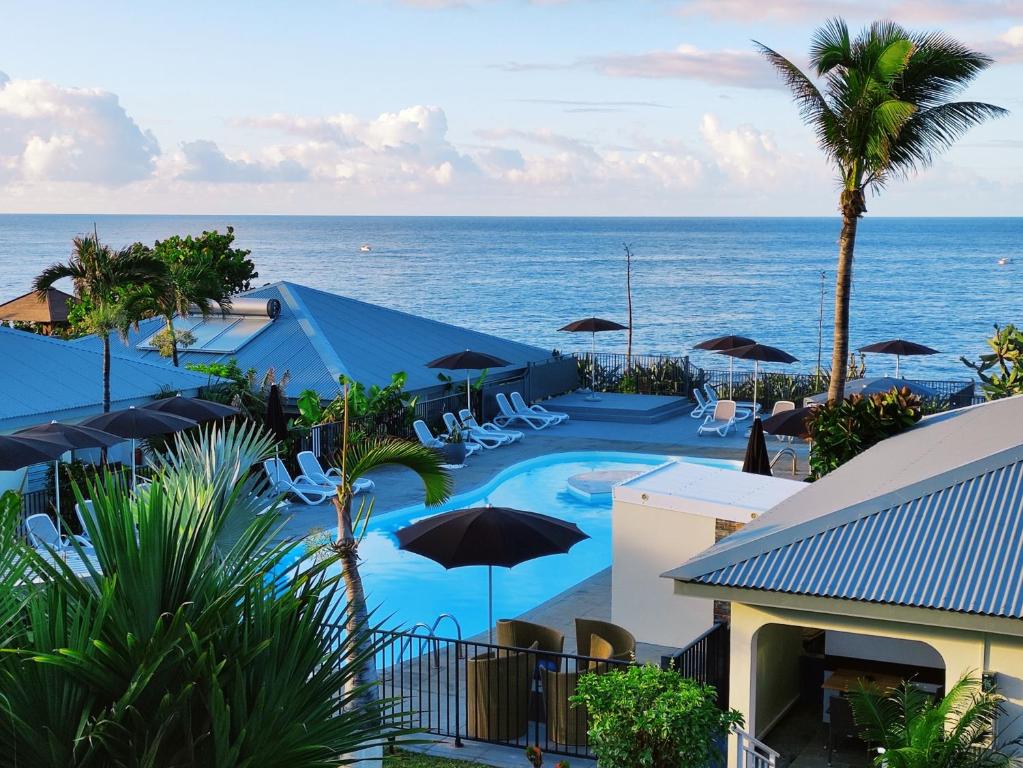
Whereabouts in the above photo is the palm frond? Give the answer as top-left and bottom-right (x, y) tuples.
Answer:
(809, 17), (852, 74)
(886, 101), (1008, 178)
(341, 436), (453, 507)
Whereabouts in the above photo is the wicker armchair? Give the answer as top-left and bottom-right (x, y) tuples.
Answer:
(496, 618), (565, 672)
(574, 618), (636, 663)
(466, 647), (532, 741)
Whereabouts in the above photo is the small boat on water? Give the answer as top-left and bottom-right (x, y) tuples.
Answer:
(998, 257), (1011, 266)
(359, 244), (372, 253)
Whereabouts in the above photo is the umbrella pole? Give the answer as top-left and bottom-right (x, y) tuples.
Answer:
(587, 332), (599, 401)
(753, 361), (759, 413)
(131, 438), (137, 488)
(466, 369), (472, 416)
(729, 358), (733, 399)
(488, 565), (493, 645)
(896, 355), (901, 379)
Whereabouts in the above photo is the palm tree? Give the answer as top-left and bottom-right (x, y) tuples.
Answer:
(848, 674), (1014, 768)
(757, 19), (1007, 401)
(33, 233), (165, 411)
(330, 390), (452, 709)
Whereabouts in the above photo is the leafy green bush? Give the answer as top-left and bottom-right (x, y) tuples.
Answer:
(581, 354), (697, 396)
(0, 423), (399, 765)
(292, 372), (418, 438)
(807, 387), (923, 479)
(570, 665), (742, 768)
(961, 324), (1023, 401)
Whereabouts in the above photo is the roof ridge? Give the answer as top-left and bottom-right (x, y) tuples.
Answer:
(274, 283), (350, 393)
(672, 443), (1023, 581)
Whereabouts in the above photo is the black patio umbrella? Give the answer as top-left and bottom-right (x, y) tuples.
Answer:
(858, 339), (939, 378)
(693, 335), (756, 397)
(741, 418), (772, 476)
(144, 394), (240, 422)
(0, 434), (73, 471)
(81, 407), (197, 486)
(716, 343), (798, 413)
(425, 350), (511, 415)
(761, 405), (816, 440)
(395, 505), (589, 642)
(16, 421), (122, 537)
(558, 318), (627, 401)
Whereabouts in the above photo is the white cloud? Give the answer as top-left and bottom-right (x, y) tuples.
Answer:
(584, 44), (783, 89)
(0, 71), (158, 184)
(173, 140), (308, 183)
(700, 114), (784, 181)
(674, 0), (1023, 23)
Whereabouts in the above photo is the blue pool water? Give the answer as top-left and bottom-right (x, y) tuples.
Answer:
(295, 451), (738, 638)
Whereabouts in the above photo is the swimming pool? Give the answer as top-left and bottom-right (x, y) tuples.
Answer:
(300, 451), (738, 639)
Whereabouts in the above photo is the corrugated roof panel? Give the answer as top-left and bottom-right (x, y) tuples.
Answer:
(693, 460), (1023, 619)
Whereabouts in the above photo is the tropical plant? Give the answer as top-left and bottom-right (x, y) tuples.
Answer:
(34, 233), (166, 411)
(293, 373), (418, 438)
(807, 386), (923, 478)
(187, 357), (290, 419)
(961, 324), (1023, 400)
(0, 422), (401, 765)
(758, 19), (1006, 402)
(848, 673), (1016, 768)
(570, 664), (742, 768)
(329, 387), (453, 711)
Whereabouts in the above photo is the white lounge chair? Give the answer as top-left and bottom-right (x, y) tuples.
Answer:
(698, 400), (737, 437)
(704, 384), (756, 421)
(691, 388), (714, 418)
(25, 513), (93, 553)
(263, 459), (334, 505)
(414, 419), (480, 456)
(296, 451), (375, 495)
(511, 392), (569, 424)
(493, 393), (554, 430)
(458, 409), (523, 442)
(443, 412), (507, 449)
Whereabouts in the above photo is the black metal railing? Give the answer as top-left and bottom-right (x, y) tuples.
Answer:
(661, 623), (731, 710)
(579, 352), (696, 397)
(363, 627), (631, 758)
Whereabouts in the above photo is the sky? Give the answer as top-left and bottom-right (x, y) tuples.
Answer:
(0, 0), (1021, 216)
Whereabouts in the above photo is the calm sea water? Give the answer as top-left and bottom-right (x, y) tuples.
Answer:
(1, 215), (1020, 379)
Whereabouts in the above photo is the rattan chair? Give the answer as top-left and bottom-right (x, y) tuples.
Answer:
(466, 647), (532, 741)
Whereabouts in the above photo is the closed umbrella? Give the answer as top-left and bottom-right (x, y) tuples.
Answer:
(16, 421), (121, 539)
(264, 384), (289, 488)
(741, 418), (772, 476)
(716, 343), (798, 414)
(81, 407), (197, 486)
(144, 394), (240, 421)
(693, 335), (756, 398)
(558, 317), (627, 401)
(396, 505), (589, 643)
(425, 350), (511, 416)
(857, 339), (939, 378)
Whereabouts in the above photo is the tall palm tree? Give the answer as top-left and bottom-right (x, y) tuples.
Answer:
(330, 395), (452, 709)
(34, 233), (166, 411)
(849, 674), (1014, 768)
(757, 19), (1007, 401)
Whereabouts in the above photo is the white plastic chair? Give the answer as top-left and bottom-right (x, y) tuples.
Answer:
(263, 459), (333, 505)
(443, 412), (506, 449)
(698, 400), (737, 437)
(296, 451), (375, 495)
(691, 388), (713, 418)
(706, 383), (756, 421)
(768, 401), (796, 442)
(511, 392), (569, 424)
(26, 513), (93, 552)
(458, 409), (523, 442)
(493, 393), (553, 430)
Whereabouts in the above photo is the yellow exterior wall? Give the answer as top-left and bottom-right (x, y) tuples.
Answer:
(612, 499), (716, 647)
(727, 602), (1023, 764)
(752, 622), (804, 737)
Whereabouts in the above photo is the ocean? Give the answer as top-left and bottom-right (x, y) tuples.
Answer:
(1, 215), (1020, 380)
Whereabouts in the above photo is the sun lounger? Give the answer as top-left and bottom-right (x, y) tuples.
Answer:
(414, 419), (480, 456)
(511, 392), (569, 424)
(459, 409), (523, 442)
(691, 388), (714, 418)
(25, 513), (93, 553)
(262, 458), (334, 505)
(704, 384), (757, 421)
(768, 401), (797, 442)
(443, 412), (507, 449)
(296, 451), (374, 495)
(697, 400), (737, 437)
(494, 393), (554, 430)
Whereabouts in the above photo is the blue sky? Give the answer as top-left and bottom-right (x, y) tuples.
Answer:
(0, 0), (1021, 215)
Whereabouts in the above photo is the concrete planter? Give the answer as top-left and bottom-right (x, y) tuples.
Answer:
(441, 442), (467, 465)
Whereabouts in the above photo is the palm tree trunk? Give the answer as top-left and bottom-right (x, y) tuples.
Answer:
(335, 493), (380, 710)
(827, 208), (860, 403)
(166, 314), (180, 367)
(102, 332), (111, 413)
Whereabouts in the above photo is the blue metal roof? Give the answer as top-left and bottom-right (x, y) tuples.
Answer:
(688, 457), (1023, 619)
(0, 326), (210, 430)
(73, 281), (554, 399)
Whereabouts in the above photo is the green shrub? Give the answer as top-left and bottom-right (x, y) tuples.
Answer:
(807, 387), (923, 479)
(961, 324), (1023, 401)
(570, 665), (742, 768)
